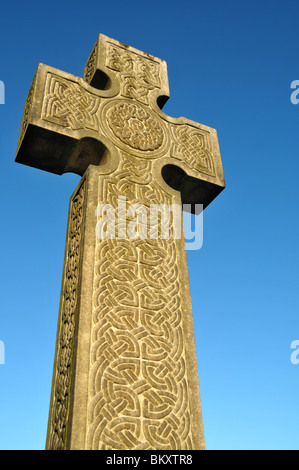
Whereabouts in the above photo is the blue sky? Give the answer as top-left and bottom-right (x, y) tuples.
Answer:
(0, 0), (299, 450)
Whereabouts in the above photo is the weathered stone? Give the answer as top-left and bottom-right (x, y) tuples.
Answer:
(15, 34), (225, 450)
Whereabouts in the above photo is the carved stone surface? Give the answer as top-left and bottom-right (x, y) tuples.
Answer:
(105, 42), (161, 104)
(87, 156), (192, 450)
(47, 180), (86, 449)
(42, 74), (101, 131)
(15, 34), (225, 450)
(170, 124), (215, 177)
(106, 101), (164, 151)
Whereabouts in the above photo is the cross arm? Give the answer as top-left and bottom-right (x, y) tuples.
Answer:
(15, 63), (117, 176)
(159, 117), (225, 212)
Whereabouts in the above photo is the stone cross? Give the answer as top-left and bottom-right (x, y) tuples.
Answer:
(15, 34), (225, 450)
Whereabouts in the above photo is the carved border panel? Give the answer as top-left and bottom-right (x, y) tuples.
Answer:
(170, 124), (216, 177)
(42, 73), (101, 131)
(16, 73), (37, 154)
(47, 179), (86, 450)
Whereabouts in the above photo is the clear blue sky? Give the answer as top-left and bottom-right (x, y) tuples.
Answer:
(0, 0), (299, 450)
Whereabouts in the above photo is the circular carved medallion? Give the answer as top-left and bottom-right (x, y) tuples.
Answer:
(101, 100), (168, 157)
(107, 102), (163, 151)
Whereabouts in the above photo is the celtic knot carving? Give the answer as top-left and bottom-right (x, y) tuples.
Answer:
(47, 179), (85, 450)
(86, 154), (193, 450)
(170, 124), (216, 177)
(42, 74), (100, 131)
(106, 43), (161, 104)
(106, 102), (164, 151)
(107, 44), (134, 74)
(83, 42), (98, 83)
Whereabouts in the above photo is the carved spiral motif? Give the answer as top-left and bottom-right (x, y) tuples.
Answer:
(106, 102), (164, 151)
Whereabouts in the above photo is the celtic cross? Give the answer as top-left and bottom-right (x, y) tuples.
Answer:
(15, 34), (225, 450)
